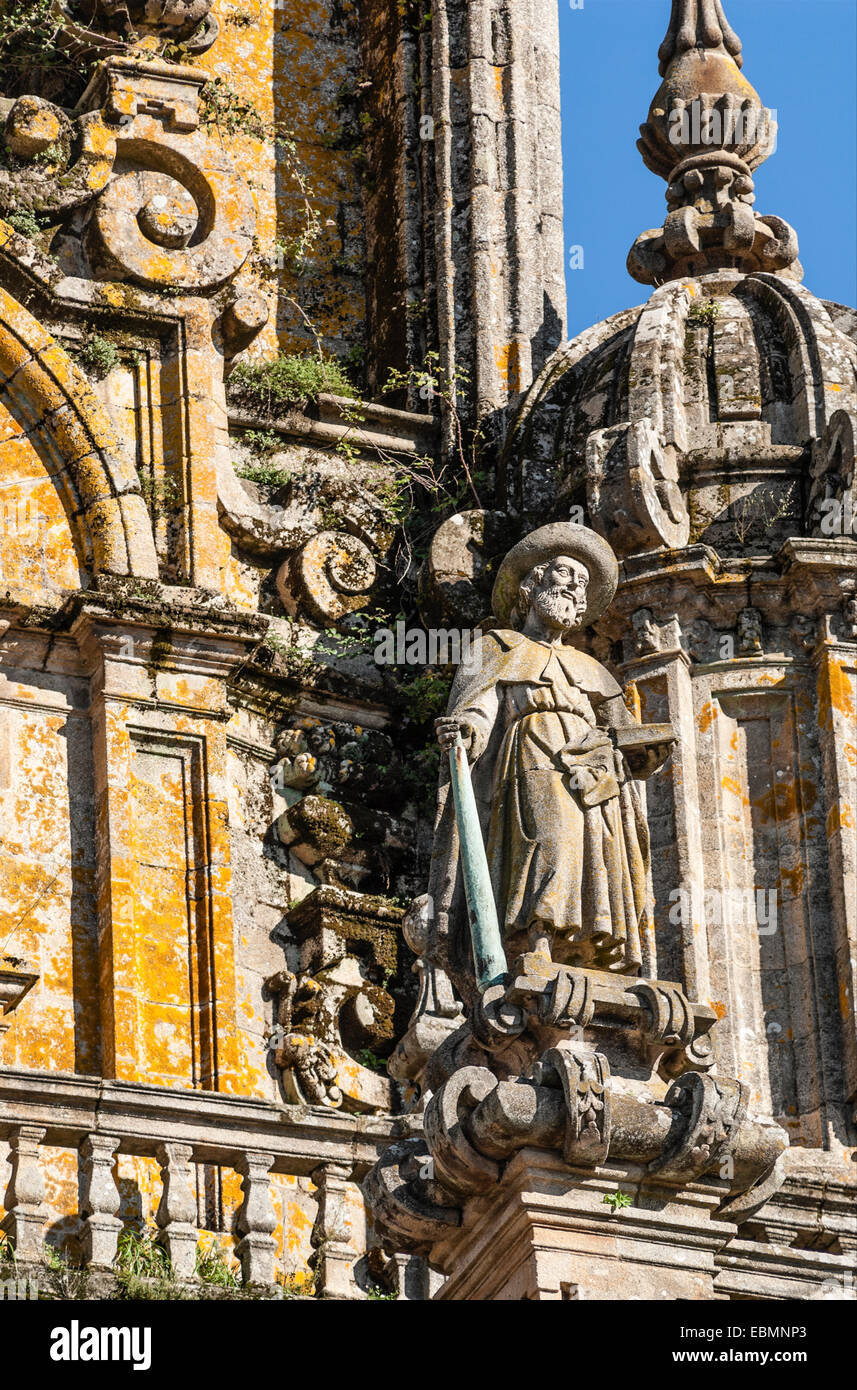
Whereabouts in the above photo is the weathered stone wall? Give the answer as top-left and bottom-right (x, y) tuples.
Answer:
(0, 0), (852, 1302)
(0, 634), (99, 1077)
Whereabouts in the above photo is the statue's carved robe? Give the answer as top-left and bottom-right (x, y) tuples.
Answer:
(428, 630), (650, 991)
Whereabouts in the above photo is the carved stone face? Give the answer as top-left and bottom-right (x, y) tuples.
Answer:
(528, 555), (590, 630)
(632, 606), (659, 652)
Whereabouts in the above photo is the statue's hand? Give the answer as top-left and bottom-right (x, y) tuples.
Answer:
(565, 763), (601, 795)
(435, 715), (473, 751)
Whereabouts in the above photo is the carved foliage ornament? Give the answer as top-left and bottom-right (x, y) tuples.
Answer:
(266, 966), (395, 1115)
(536, 1044), (611, 1168)
(650, 1071), (748, 1183)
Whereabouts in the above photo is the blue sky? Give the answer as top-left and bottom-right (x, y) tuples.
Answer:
(559, 0), (857, 337)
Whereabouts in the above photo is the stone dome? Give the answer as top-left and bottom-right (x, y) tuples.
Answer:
(502, 269), (857, 561)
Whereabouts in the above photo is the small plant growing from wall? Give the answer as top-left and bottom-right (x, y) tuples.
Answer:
(236, 461), (293, 488)
(114, 1227), (179, 1300)
(140, 475), (182, 512)
(41, 1242), (90, 1300)
(277, 1268), (316, 1299)
(243, 428), (284, 457)
(602, 1190), (633, 1214)
(5, 209), (47, 240)
(226, 5), (254, 26)
(32, 141), (63, 165)
(355, 1047), (387, 1074)
(687, 298), (721, 328)
(79, 335), (121, 377)
(366, 1283), (398, 1300)
(228, 353), (357, 412)
(195, 1239), (241, 1289)
(0, 0), (96, 103)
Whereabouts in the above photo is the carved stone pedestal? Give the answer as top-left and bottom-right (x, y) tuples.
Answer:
(431, 1149), (734, 1301)
(0, 1124), (48, 1261)
(364, 957), (789, 1297)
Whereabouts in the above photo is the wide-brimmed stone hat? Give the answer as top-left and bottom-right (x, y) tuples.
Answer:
(491, 522), (619, 628)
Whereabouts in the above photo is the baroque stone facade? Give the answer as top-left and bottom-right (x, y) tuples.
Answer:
(0, 0), (853, 1301)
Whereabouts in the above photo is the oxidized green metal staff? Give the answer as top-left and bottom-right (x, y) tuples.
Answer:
(449, 732), (507, 992)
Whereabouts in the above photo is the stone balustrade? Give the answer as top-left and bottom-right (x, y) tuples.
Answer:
(0, 1065), (402, 1294)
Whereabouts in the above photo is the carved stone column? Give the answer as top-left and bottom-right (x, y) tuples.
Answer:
(427, 0), (566, 449)
(619, 633), (710, 997)
(311, 1162), (357, 1300)
(234, 1151), (277, 1287)
(0, 1124), (47, 1261)
(808, 616), (857, 1107)
(373, 1249), (436, 1301)
(79, 1134), (122, 1269)
(155, 1143), (198, 1280)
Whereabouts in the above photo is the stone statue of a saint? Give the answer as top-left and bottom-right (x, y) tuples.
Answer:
(428, 523), (673, 991)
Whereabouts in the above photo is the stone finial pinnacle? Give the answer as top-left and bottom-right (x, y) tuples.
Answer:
(628, 0), (801, 287)
(657, 0), (743, 76)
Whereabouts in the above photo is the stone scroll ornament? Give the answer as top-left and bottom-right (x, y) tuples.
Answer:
(0, 37), (260, 308)
(0, 95), (117, 218)
(807, 409), (857, 539)
(586, 418), (689, 556)
(585, 284), (694, 556)
(277, 532), (377, 626)
(363, 521), (790, 1256)
(84, 58), (256, 293)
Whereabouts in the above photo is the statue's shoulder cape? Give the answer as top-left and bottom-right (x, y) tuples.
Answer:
(450, 628), (621, 710)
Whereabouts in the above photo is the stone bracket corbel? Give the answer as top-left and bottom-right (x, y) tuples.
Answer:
(364, 1037), (788, 1256)
(362, 1138), (461, 1256)
(482, 954), (717, 1079)
(0, 958), (39, 1041)
(536, 1045), (611, 1168)
(649, 1072), (748, 1184)
(423, 1067), (501, 1196)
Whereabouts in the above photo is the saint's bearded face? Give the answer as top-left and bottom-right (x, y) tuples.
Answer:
(529, 555), (590, 630)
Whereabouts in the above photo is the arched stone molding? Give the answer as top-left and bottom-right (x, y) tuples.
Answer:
(736, 273), (857, 443)
(0, 280), (157, 581)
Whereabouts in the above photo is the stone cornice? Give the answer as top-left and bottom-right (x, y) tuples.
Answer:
(228, 395), (438, 459)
